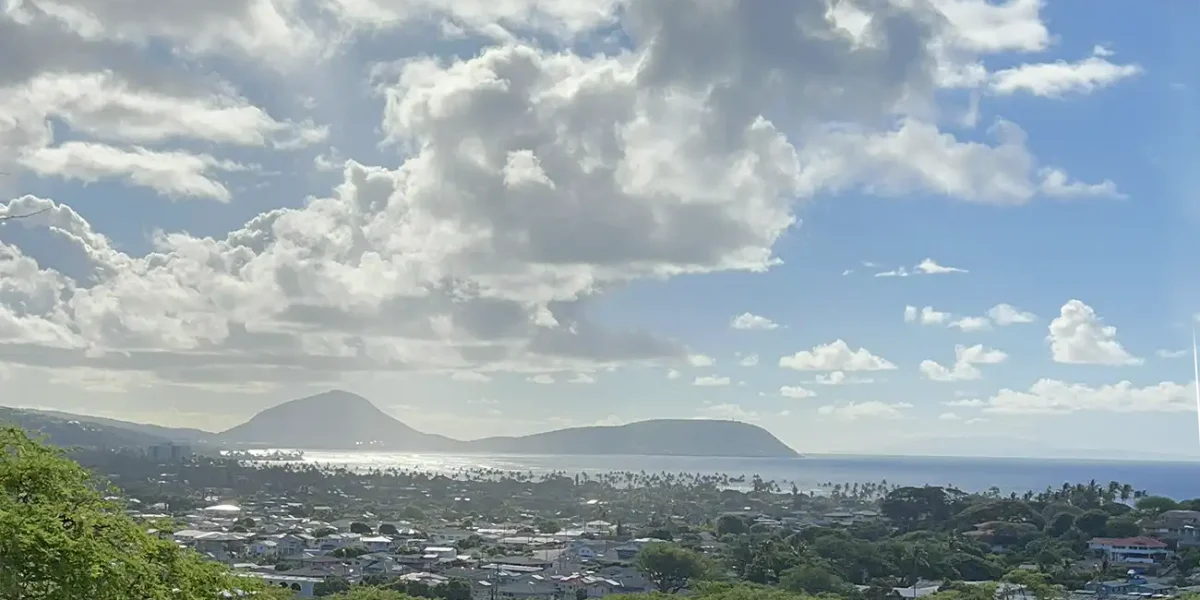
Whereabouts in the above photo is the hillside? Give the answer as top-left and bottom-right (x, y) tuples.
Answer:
(0, 407), (173, 450)
(462, 419), (799, 458)
(219, 390), (459, 451)
(33, 410), (215, 445)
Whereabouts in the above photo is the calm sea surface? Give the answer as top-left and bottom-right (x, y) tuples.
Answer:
(286, 452), (1200, 499)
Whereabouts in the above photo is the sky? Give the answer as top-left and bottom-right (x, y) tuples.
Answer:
(1, 0), (1198, 460)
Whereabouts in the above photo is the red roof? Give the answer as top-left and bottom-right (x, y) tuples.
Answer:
(1089, 536), (1167, 549)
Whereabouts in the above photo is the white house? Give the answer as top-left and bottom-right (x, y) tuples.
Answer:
(249, 539), (278, 556)
(1088, 537), (1172, 564)
(427, 528), (474, 545)
(423, 546), (458, 560)
(360, 535), (395, 553)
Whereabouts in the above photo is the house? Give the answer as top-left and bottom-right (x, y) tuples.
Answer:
(423, 546), (460, 562)
(493, 573), (562, 599)
(427, 528), (475, 545)
(1088, 537), (1172, 564)
(1086, 575), (1175, 597)
(276, 533), (312, 556)
(1149, 510), (1200, 548)
(249, 539), (278, 556)
(316, 533), (362, 552)
(360, 535), (395, 553)
(492, 556), (553, 571)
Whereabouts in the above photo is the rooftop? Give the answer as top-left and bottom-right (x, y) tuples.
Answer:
(1089, 537), (1169, 549)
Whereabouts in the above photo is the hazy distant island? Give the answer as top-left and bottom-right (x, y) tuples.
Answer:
(2, 389), (800, 458)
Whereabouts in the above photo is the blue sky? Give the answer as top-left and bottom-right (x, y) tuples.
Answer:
(0, 0), (1197, 460)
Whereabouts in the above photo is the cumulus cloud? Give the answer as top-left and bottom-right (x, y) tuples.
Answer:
(963, 378), (1194, 414)
(779, 340), (897, 372)
(908, 303), (1036, 333)
(1047, 300), (1142, 365)
(813, 371), (875, 385)
(919, 344), (1008, 382)
(0, 0), (1138, 392)
(780, 385), (816, 399)
(988, 303), (1036, 325)
(693, 375), (731, 387)
(731, 313), (779, 330)
(905, 305), (951, 325)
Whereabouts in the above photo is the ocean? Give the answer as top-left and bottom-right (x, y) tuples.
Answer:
(289, 451), (1200, 499)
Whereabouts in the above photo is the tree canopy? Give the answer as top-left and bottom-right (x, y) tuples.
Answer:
(635, 542), (714, 593)
(0, 426), (270, 600)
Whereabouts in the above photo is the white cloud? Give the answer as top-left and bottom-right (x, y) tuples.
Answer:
(731, 313), (779, 330)
(738, 354), (759, 367)
(1038, 167), (1124, 199)
(693, 375), (731, 387)
(1157, 349), (1188, 359)
(905, 305), (952, 325)
(991, 55), (1142, 98)
(567, 373), (596, 384)
(988, 303), (1036, 325)
(919, 344), (1008, 382)
(19, 142), (242, 202)
(779, 340), (897, 372)
(451, 371), (492, 382)
(527, 374), (555, 385)
(876, 267), (910, 278)
(688, 354), (716, 368)
(880, 258), (967, 279)
(0, 0), (1136, 398)
(916, 258), (967, 275)
(818, 401), (913, 420)
(780, 385), (816, 399)
(966, 378), (1194, 414)
(949, 316), (992, 332)
(666, 369), (682, 380)
(813, 371), (874, 385)
(1047, 300), (1142, 365)
(938, 412), (961, 421)
(944, 398), (986, 408)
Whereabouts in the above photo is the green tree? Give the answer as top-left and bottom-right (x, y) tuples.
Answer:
(350, 522), (373, 534)
(1135, 496), (1178, 514)
(379, 523), (400, 536)
(1104, 517), (1140, 538)
(716, 514), (749, 536)
(779, 564), (846, 595)
(635, 543), (711, 593)
(316, 577), (353, 596)
(0, 426), (268, 600)
(536, 518), (561, 534)
(1074, 510), (1110, 537)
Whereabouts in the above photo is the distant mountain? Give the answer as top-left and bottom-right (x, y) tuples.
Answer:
(0, 406), (173, 450)
(218, 390), (459, 451)
(32, 410), (216, 445)
(4, 390), (801, 458)
(462, 419), (799, 458)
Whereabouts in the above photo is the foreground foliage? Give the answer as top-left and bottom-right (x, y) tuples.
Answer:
(0, 426), (272, 600)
